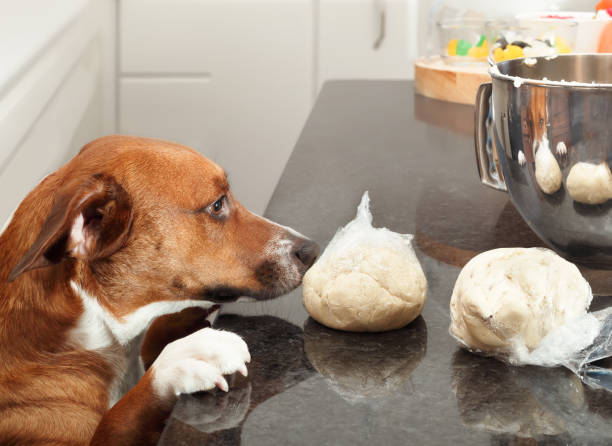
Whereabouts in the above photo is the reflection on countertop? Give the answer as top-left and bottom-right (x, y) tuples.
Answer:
(304, 317), (427, 401)
(452, 349), (612, 443)
(160, 314), (428, 443)
(159, 315), (314, 444)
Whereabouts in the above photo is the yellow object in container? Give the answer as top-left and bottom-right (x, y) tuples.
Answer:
(493, 44), (525, 62)
(468, 45), (488, 59)
(505, 44), (525, 59)
(493, 47), (505, 62)
(555, 36), (571, 54)
(447, 39), (458, 56)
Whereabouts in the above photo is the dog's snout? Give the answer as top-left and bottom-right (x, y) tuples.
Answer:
(292, 239), (319, 269)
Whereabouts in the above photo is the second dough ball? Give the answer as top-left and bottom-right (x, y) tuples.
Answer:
(450, 248), (592, 360)
(302, 192), (427, 332)
(566, 161), (612, 204)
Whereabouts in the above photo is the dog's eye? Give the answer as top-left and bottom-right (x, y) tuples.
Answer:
(206, 195), (228, 218)
(212, 198), (223, 213)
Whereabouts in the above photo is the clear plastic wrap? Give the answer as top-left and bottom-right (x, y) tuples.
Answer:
(315, 191), (417, 266)
(511, 307), (612, 391)
(453, 309), (612, 391)
(562, 308), (612, 391)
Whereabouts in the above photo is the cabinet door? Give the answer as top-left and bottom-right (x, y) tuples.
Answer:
(119, 0), (313, 215)
(0, 0), (115, 226)
(318, 0), (418, 90)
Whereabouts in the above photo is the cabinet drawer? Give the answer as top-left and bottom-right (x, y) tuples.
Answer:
(119, 73), (311, 214)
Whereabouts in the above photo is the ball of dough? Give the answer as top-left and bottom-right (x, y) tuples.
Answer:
(450, 248), (591, 357)
(566, 161), (612, 204)
(303, 244), (427, 332)
(534, 135), (562, 194)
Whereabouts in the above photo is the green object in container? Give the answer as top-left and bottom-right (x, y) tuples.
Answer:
(476, 35), (486, 47)
(456, 39), (471, 56)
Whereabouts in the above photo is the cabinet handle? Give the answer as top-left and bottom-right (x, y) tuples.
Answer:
(373, 0), (386, 50)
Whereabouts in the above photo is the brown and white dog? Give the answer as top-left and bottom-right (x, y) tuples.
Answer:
(0, 135), (318, 446)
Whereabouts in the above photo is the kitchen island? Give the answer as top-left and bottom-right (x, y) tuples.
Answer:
(159, 81), (612, 445)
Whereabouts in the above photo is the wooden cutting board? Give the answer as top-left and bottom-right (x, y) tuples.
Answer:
(414, 57), (491, 105)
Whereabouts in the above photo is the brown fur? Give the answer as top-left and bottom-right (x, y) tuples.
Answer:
(0, 136), (316, 445)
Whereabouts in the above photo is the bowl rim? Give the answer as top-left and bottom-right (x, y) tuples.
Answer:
(488, 53), (612, 90)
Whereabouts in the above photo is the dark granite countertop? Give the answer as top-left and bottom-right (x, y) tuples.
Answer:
(159, 81), (612, 446)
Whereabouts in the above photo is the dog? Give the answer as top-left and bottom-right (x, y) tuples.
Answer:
(0, 135), (318, 446)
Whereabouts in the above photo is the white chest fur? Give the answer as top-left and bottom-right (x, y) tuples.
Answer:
(69, 281), (215, 348)
(69, 281), (217, 407)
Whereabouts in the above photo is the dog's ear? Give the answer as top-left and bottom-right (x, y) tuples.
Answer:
(8, 174), (133, 282)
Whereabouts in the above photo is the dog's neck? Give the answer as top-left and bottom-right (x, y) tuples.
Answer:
(68, 280), (215, 348)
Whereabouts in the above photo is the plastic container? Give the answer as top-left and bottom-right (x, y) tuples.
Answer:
(437, 18), (489, 66)
(486, 18), (577, 63)
(517, 11), (611, 53)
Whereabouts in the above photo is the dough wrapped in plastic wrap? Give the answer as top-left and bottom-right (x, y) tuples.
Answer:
(450, 247), (592, 360)
(302, 192), (427, 332)
(450, 247), (612, 392)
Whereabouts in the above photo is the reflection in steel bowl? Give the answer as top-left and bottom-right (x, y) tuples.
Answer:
(303, 317), (427, 401)
(476, 54), (612, 268)
(414, 183), (612, 294)
(414, 184), (543, 268)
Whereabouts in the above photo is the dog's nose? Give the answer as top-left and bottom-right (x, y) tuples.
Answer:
(293, 239), (319, 269)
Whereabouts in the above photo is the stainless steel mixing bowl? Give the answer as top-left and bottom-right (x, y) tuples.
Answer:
(475, 54), (612, 267)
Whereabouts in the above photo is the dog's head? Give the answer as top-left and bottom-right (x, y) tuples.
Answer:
(9, 136), (318, 314)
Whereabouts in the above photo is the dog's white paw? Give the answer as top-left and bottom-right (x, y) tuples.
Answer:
(151, 328), (250, 398)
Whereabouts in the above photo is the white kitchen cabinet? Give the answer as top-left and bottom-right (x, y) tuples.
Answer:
(119, 0), (314, 215)
(0, 0), (116, 226)
(317, 0), (418, 90)
(120, 78), (215, 160)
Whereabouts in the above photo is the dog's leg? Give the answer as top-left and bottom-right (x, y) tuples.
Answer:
(90, 327), (249, 446)
(90, 370), (175, 446)
(140, 305), (220, 370)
